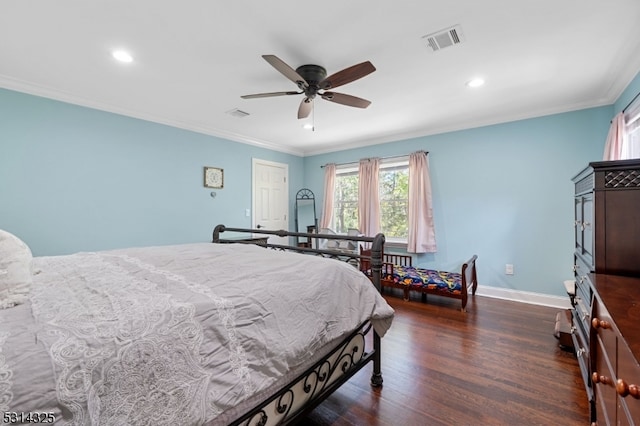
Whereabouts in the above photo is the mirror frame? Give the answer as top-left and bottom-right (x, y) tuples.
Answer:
(294, 188), (318, 248)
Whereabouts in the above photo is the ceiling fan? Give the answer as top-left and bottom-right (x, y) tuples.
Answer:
(241, 55), (376, 119)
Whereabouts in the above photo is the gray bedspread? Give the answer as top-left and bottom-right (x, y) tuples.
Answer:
(0, 243), (394, 425)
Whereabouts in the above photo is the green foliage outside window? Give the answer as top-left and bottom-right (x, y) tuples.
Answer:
(332, 165), (409, 239)
(379, 167), (409, 238)
(333, 172), (359, 233)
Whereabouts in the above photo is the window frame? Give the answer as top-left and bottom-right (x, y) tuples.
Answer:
(331, 157), (410, 246)
(331, 164), (359, 236)
(623, 97), (640, 159)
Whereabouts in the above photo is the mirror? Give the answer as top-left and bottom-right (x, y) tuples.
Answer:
(295, 188), (318, 248)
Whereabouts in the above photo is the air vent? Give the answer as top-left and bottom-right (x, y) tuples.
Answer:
(226, 108), (250, 118)
(422, 25), (465, 52)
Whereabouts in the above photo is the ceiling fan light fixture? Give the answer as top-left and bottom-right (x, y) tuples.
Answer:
(466, 78), (485, 88)
(112, 49), (133, 63)
(303, 123), (314, 130)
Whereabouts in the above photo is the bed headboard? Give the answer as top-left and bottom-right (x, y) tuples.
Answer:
(212, 224), (386, 292)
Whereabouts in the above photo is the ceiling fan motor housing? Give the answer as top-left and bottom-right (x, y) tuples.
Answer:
(296, 64), (327, 97)
(295, 65), (327, 85)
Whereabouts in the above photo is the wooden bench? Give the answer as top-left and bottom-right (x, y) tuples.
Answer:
(360, 247), (478, 311)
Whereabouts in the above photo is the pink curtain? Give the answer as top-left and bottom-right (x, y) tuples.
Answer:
(319, 164), (336, 228)
(603, 112), (625, 161)
(358, 158), (380, 237)
(407, 151), (437, 253)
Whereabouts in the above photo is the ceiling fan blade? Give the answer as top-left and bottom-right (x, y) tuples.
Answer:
(298, 98), (313, 119)
(262, 55), (309, 89)
(319, 61), (376, 90)
(321, 92), (371, 109)
(241, 91), (301, 99)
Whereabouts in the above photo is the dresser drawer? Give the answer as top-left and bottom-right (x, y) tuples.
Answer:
(574, 277), (592, 314)
(592, 297), (616, 362)
(617, 342), (640, 425)
(592, 337), (618, 423)
(574, 253), (592, 281)
(573, 292), (591, 337)
(574, 255), (593, 304)
(570, 314), (592, 401)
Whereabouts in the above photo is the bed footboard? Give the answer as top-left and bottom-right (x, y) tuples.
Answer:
(212, 224), (386, 389)
(229, 321), (378, 426)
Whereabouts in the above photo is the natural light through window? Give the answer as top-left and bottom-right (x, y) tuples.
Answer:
(379, 160), (409, 242)
(332, 165), (358, 234)
(623, 97), (640, 159)
(332, 158), (410, 243)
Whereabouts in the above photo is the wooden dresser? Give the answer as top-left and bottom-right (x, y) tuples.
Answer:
(590, 273), (640, 425)
(571, 159), (640, 425)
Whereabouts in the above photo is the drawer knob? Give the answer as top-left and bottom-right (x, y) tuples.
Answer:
(616, 379), (640, 399)
(592, 372), (613, 385)
(591, 318), (611, 329)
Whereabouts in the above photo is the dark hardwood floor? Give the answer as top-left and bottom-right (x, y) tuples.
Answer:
(301, 292), (589, 425)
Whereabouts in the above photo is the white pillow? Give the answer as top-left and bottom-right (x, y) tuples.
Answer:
(0, 229), (33, 309)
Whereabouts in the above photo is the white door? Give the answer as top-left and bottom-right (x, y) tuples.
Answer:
(252, 159), (289, 245)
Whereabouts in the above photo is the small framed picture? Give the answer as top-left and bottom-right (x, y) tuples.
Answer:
(204, 166), (224, 188)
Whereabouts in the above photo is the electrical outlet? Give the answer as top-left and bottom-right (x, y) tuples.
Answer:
(245, 209), (250, 217)
(505, 264), (514, 275)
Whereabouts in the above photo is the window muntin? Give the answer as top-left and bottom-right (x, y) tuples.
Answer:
(331, 158), (409, 242)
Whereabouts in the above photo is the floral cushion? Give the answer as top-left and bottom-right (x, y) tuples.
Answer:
(383, 265), (462, 294)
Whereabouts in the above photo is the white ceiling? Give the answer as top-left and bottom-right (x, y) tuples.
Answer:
(2, 1), (640, 156)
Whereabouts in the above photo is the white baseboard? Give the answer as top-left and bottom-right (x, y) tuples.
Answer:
(476, 285), (572, 310)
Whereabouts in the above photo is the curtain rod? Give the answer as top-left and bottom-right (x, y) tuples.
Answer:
(610, 91), (640, 123)
(320, 151), (428, 168)
(622, 91), (640, 114)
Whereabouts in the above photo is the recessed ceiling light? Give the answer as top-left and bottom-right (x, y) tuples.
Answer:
(303, 123), (314, 130)
(466, 78), (485, 88)
(112, 50), (133, 63)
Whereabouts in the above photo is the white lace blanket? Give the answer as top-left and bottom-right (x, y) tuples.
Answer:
(0, 243), (394, 425)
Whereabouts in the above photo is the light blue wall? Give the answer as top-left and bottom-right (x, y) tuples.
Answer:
(303, 107), (613, 297)
(0, 88), (304, 256)
(3, 68), (638, 297)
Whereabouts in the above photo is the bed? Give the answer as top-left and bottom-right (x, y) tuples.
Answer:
(0, 226), (393, 426)
(359, 246), (478, 311)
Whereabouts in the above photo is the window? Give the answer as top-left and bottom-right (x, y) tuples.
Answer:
(623, 98), (640, 159)
(332, 158), (409, 243)
(332, 166), (359, 233)
(378, 160), (409, 241)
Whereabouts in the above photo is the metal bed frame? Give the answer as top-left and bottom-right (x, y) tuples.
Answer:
(212, 225), (386, 425)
